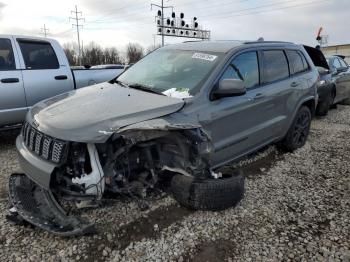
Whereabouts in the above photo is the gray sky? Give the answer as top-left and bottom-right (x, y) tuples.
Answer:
(0, 0), (348, 49)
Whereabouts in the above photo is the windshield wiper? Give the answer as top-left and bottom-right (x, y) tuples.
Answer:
(114, 80), (129, 88)
(128, 83), (165, 96)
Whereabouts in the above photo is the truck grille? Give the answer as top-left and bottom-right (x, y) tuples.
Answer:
(22, 122), (68, 164)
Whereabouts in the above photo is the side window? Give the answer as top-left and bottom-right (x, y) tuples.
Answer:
(332, 58), (342, 69)
(0, 38), (16, 70)
(300, 52), (309, 71)
(339, 58), (348, 68)
(220, 51), (259, 89)
(18, 40), (59, 69)
(286, 50), (304, 75)
(262, 50), (289, 83)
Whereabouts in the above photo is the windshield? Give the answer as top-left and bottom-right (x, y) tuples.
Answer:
(117, 49), (223, 98)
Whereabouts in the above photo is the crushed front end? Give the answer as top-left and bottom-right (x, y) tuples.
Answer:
(9, 120), (212, 236)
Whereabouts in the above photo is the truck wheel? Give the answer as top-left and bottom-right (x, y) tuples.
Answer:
(170, 170), (244, 211)
(316, 93), (332, 116)
(280, 106), (312, 152)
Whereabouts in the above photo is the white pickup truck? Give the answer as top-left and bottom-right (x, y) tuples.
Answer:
(0, 35), (124, 129)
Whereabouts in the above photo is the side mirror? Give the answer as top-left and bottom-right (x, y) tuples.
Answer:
(213, 79), (246, 98)
(317, 67), (330, 75)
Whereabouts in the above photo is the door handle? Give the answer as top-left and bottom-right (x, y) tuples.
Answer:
(253, 93), (265, 100)
(291, 81), (299, 87)
(55, 75), (68, 80)
(1, 78), (19, 83)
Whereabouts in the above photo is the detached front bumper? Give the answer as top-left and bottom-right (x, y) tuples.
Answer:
(10, 135), (96, 236)
(16, 134), (56, 190)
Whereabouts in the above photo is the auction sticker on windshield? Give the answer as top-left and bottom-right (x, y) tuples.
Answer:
(192, 53), (217, 62)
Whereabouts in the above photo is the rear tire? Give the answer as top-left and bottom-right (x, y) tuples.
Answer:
(171, 170), (244, 211)
(279, 106), (312, 152)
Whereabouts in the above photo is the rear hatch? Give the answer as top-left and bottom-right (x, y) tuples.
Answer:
(303, 45), (329, 69)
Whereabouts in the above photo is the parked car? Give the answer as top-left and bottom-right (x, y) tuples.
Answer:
(9, 40), (319, 236)
(0, 35), (124, 129)
(326, 55), (350, 105)
(303, 45), (333, 116)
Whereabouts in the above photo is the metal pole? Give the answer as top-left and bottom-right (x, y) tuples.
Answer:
(75, 6), (81, 66)
(161, 0), (164, 46)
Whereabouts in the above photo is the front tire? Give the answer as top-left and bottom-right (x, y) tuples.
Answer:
(171, 170), (245, 211)
(280, 106), (312, 152)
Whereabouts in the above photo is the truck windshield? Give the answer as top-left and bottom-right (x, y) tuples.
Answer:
(117, 49), (223, 98)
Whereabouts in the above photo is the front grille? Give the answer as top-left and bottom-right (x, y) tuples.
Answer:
(22, 122), (68, 164)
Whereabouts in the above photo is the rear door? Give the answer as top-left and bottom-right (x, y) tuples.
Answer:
(15, 38), (74, 106)
(0, 36), (26, 127)
(260, 49), (299, 138)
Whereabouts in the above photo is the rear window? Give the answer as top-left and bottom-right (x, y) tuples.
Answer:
(262, 50), (289, 83)
(18, 40), (59, 70)
(286, 50), (306, 75)
(0, 38), (16, 70)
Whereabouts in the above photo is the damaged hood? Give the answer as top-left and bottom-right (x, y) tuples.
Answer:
(28, 83), (185, 142)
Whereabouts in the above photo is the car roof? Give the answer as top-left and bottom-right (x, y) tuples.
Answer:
(163, 40), (297, 53)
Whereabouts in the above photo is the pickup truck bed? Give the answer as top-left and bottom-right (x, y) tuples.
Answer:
(0, 35), (124, 128)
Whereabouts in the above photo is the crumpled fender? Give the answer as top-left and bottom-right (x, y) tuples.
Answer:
(116, 113), (214, 167)
(117, 113), (202, 132)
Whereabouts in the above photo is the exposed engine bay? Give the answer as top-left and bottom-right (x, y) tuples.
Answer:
(54, 129), (211, 201)
(8, 128), (213, 236)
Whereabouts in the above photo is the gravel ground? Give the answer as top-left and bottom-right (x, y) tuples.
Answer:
(0, 106), (349, 262)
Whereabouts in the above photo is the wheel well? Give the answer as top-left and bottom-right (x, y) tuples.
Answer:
(331, 84), (336, 97)
(301, 99), (316, 116)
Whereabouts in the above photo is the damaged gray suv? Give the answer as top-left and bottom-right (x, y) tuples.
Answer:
(9, 41), (318, 236)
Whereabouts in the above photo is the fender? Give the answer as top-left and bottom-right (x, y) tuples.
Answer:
(282, 95), (316, 138)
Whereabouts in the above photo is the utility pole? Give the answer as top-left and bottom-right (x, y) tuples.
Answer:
(40, 24), (49, 37)
(70, 5), (85, 65)
(151, 1), (173, 46)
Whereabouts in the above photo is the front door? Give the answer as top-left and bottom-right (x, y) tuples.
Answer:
(199, 51), (277, 167)
(0, 37), (26, 127)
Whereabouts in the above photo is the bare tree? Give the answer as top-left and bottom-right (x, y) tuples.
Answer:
(63, 43), (78, 66)
(126, 43), (144, 64)
(62, 41), (136, 66)
(83, 42), (104, 66)
(146, 44), (161, 55)
(104, 47), (123, 64)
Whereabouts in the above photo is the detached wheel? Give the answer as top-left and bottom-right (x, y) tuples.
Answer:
(280, 106), (312, 152)
(171, 170), (244, 211)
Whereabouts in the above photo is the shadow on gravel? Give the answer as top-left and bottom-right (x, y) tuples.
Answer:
(218, 146), (283, 180)
(115, 205), (193, 249)
(184, 239), (236, 262)
(84, 204), (194, 262)
(0, 129), (20, 146)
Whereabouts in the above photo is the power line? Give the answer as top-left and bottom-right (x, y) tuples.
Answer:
(201, 0), (331, 21)
(70, 5), (85, 65)
(85, 0), (147, 25)
(40, 24), (49, 37)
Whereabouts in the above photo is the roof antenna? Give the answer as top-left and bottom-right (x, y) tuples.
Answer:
(257, 37), (264, 42)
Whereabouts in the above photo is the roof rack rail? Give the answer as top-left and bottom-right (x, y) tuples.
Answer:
(182, 40), (205, 43)
(244, 40), (293, 44)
